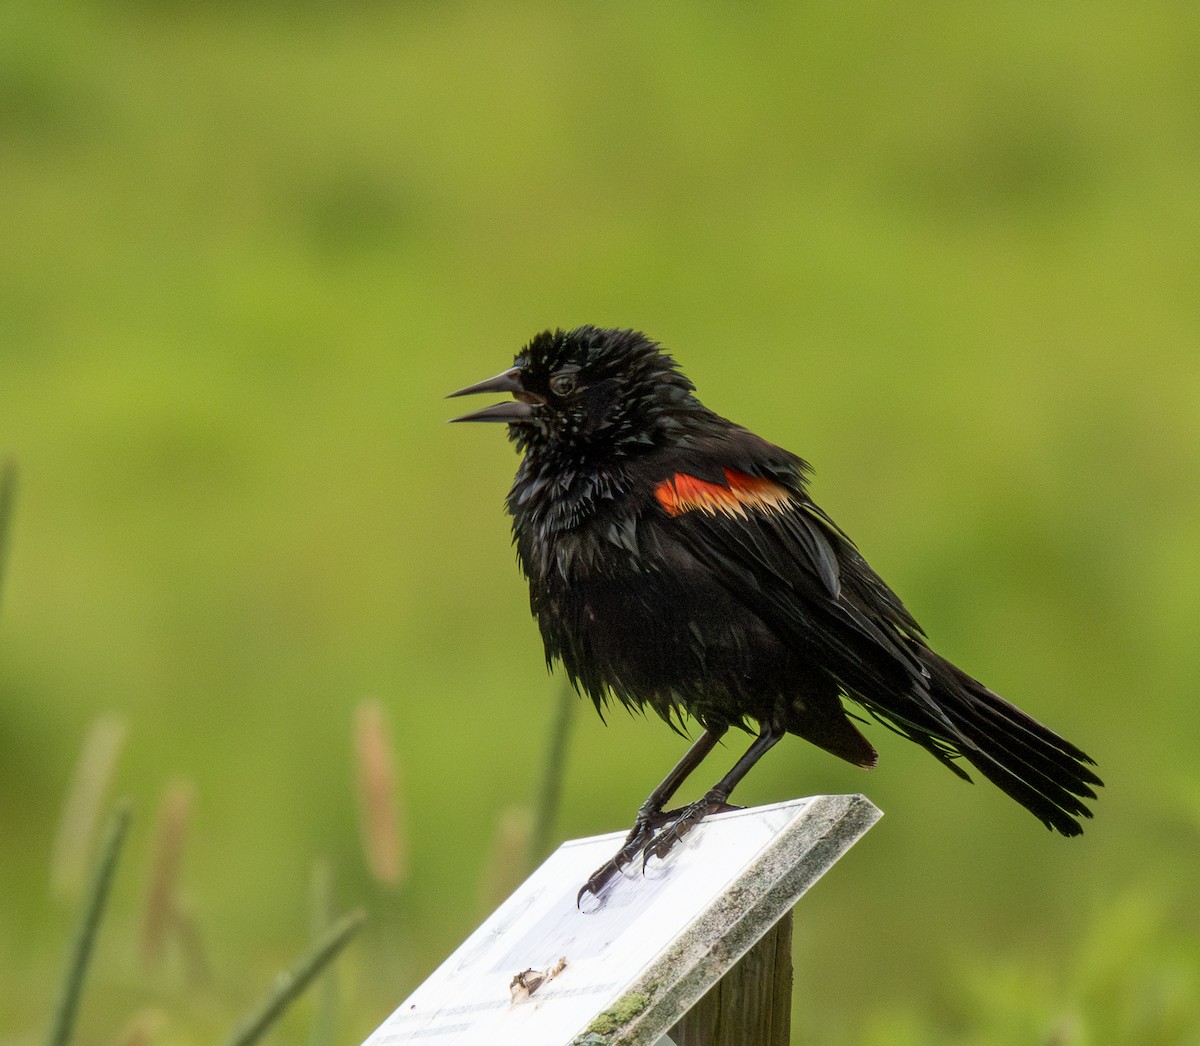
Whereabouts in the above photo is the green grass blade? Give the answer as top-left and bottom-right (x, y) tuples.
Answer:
(46, 800), (133, 1046)
(0, 456), (16, 616)
(222, 908), (366, 1046)
(530, 678), (576, 862)
(307, 861), (339, 1046)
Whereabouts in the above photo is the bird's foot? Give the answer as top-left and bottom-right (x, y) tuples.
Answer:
(642, 794), (740, 867)
(576, 798), (742, 909)
(576, 810), (674, 909)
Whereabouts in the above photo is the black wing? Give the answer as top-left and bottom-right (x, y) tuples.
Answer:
(639, 431), (1100, 834)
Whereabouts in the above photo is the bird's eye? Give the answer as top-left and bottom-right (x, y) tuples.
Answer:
(549, 371), (577, 397)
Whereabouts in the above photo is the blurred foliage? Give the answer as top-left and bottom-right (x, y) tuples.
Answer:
(1, 0), (1198, 1043)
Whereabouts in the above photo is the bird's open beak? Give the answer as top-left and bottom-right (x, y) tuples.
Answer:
(447, 366), (536, 423)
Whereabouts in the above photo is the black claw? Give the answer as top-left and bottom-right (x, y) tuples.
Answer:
(576, 853), (631, 910)
(576, 813), (667, 909)
(577, 863), (620, 908)
(576, 797), (745, 909)
(643, 822), (688, 866)
(641, 794), (738, 866)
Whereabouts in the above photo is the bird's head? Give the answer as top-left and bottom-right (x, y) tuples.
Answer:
(448, 326), (700, 459)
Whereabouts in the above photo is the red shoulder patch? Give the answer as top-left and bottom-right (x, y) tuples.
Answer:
(654, 469), (794, 519)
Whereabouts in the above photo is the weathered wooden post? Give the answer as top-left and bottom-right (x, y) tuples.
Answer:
(362, 794), (881, 1046)
(667, 910), (794, 1046)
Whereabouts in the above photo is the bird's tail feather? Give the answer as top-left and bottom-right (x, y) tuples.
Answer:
(865, 650), (1101, 836)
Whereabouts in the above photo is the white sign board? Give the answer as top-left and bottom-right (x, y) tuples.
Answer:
(362, 794), (880, 1046)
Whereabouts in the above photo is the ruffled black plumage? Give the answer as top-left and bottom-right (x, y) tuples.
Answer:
(452, 325), (1101, 855)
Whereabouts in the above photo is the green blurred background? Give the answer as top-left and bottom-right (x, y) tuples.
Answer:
(2, 1), (1198, 1043)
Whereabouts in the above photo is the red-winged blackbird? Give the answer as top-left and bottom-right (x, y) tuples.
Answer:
(450, 326), (1100, 903)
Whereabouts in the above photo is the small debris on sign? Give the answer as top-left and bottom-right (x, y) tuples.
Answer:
(509, 956), (568, 1004)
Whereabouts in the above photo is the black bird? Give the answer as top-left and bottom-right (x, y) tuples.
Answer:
(450, 326), (1100, 903)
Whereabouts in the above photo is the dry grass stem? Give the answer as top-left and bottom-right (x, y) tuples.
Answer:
(51, 716), (127, 898)
(140, 780), (195, 969)
(111, 1009), (167, 1046)
(353, 700), (406, 886)
(477, 805), (533, 913)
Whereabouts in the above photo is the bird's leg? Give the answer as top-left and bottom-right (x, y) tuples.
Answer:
(577, 727), (725, 907)
(644, 720), (786, 864)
